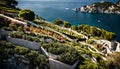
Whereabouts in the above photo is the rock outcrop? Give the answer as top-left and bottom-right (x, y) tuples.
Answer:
(117, 0), (120, 6)
(76, 1), (120, 14)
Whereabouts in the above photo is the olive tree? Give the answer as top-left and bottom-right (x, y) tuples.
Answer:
(18, 9), (35, 21)
(63, 21), (71, 28)
(54, 19), (63, 26)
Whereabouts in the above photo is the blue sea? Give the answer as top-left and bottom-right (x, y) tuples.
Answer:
(17, 0), (120, 42)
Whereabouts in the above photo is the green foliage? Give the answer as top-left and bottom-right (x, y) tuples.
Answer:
(42, 42), (80, 64)
(10, 31), (57, 43)
(25, 51), (47, 67)
(71, 25), (78, 30)
(54, 19), (63, 26)
(63, 21), (71, 28)
(14, 46), (30, 55)
(0, 48), (9, 61)
(77, 59), (105, 69)
(62, 31), (86, 41)
(0, 0), (18, 8)
(10, 32), (41, 42)
(0, 40), (47, 68)
(42, 42), (69, 55)
(0, 41), (14, 61)
(0, 40), (14, 48)
(0, 46), (9, 61)
(0, 16), (10, 28)
(58, 48), (80, 65)
(0, 6), (19, 13)
(35, 54), (47, 67)
(25, 51), (39, 61)
(54, 19), (71, 28)
(18, 9), (35, 21)
(77, 24), (116, 40)
(106, 52), (120, 69)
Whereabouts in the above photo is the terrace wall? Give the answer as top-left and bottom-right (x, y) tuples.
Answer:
(1, 30), (79, 69)
(49, 58), (79, 69)
(6, 36), (40, 50)
(41, 47), (79, 69)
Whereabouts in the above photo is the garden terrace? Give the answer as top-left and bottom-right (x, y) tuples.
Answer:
(29, 26), (67, 42)
(0, 40), (48, 68)
(0, 6), (19, 17)
(0, 15), (67, 42)
(34, 20), (86, 41)
(9, 31), (58, 43)
(2, 23), (26, 32)
(86, 39), (105, 52)
(0, 15), (29, 32)
(42, 42), (80, 65)
(0, 14), (26, 27)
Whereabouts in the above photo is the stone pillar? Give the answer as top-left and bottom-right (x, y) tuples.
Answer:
(106, 46), (112, 54)
(115, 42), (120, 52)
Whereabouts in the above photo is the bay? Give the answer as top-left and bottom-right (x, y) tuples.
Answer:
(17, 0), (120, 42)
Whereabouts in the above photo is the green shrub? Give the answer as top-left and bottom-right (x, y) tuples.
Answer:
(18, 9), (35, 21)
(71, 25), (78, 30)
(25, 51), (47, 68)
(42, 42), (67, 55)
(0, 40), (14, 48)
(14, 46), (30, 55)
(58, 49), (79, 65)
(0, 40), (47, 68)
(77, 24), (116, 40)
(42, 42), (80, 64)
(54, 19), (63, 26)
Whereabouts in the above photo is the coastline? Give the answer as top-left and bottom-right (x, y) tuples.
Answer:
(1, 0), (120, 69)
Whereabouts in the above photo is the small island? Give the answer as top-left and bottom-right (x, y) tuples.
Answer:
(75, 1), (120, 14)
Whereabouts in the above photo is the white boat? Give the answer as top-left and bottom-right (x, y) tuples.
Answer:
(98, 20), (101, 22)
(72, 8), (76, 11)
(65, 8), (69, 10)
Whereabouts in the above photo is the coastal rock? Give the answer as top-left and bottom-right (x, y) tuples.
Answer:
(117, 0), (120, 6)
(76, 1), (120, 14)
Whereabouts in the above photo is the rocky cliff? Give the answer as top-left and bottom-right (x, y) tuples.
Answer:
(76, 1), (120, 14)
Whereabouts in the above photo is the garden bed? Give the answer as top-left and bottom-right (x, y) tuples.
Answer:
(41, 42), (80, 65)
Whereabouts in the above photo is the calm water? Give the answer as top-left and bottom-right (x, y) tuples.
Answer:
(17, 0), (120, 42)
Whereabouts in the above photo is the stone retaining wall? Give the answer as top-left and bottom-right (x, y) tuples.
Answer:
(1, 30), (40, 50)
(6, 36), (40, 50)
(41, 47), (79, 69)
(1, 30), (79, 69)
(49, 58), (79, 69)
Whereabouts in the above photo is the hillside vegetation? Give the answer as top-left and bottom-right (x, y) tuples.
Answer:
(0, 0), (120, 69)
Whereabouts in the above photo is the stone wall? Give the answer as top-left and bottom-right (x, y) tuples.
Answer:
(1, 30), (79, 69)
(41, 47), (79, 69)
(1, 30), (11, 36)
(49, 58), (79, 69)
(6, 36), (40, 50)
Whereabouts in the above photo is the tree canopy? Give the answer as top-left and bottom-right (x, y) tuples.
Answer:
(18, 9), (35, 21)
(0, 0), (18, 8)
(54, 19), (63, 26)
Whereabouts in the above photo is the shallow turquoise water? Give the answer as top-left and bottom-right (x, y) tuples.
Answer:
(17, 0), (120, 41)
